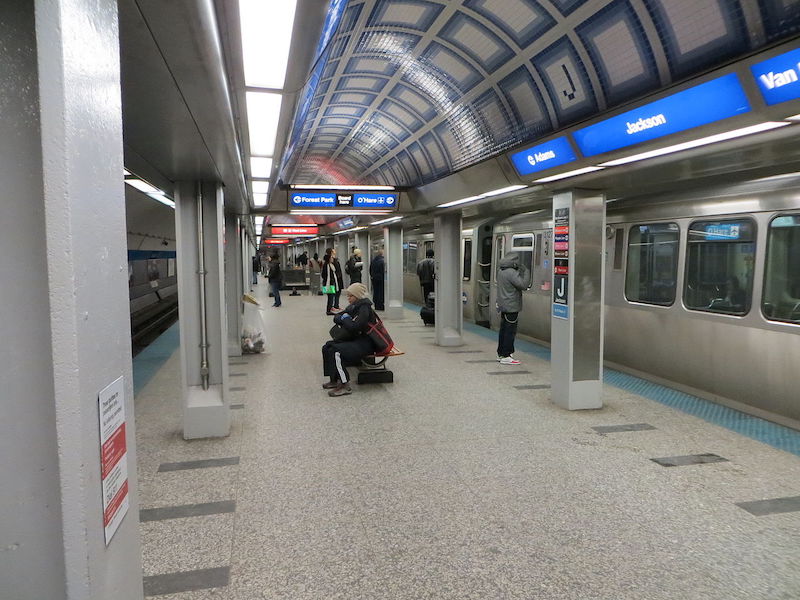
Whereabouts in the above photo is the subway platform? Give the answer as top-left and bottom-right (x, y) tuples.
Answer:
(134, 277), (800, 599)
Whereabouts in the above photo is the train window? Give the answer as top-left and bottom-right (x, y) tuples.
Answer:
(613, 228), (625, 271)
(684, 219), (755, 315)
(462, 239), (472, 281)
(763, 214), (800, 324)
(424, 240), (434, 257)
(495, 236), (505, 278)
(402, 241), (417, 274)
(625, 223), (679, 305)
(511, 234), (534, 274)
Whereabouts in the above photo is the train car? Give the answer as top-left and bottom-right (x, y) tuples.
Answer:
(404, 175), (800, 428)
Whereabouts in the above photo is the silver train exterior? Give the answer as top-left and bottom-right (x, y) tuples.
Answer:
(402, 176), (800, 429)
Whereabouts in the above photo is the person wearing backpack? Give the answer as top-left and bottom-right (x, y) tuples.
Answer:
(345, 248), (364, 284)
(321, 283), (378, 397)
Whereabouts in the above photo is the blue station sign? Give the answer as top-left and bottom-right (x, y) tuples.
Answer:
(509, 137), (577, 176)
(352, 192), (398, 208)
(290, 190), (398, 210)
(573, 74), (751, 157)
(751, 47), (800, 106)
(290, 192), (337, 208)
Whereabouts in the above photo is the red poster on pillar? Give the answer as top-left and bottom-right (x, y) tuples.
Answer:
(98, 376), (129, 545)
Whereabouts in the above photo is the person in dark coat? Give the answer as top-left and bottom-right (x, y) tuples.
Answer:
(321, 247), (344, 315)
(345, 248), (364, 284)
(299, 251), (308, 268)
(369, 247), (385, 310)
(267, 253), (282, 307)
(416, 248), (435, 304)
(251, 254), (260, 286)
(321, 283), (378, 396)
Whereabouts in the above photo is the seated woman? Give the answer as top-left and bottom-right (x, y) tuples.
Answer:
(321, 283), (378, 397)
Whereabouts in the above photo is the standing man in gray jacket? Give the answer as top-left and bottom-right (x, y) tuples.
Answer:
(496, 252), (532, 365)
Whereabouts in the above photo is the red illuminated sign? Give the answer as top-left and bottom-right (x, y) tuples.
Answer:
(271, 226), (319, 236)
(263, 238), (290, 245)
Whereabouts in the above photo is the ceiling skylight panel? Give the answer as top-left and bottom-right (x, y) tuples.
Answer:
(239, 0), (298, 89)
(250, 157), (273, 178)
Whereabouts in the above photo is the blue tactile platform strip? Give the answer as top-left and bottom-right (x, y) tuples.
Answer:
(133, 321), (180, 396)
(403, 302), (800, 457)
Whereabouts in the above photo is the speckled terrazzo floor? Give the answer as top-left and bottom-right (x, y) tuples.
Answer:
(134, 277), (800, 599)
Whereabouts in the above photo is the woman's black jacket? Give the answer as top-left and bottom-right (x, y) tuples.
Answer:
(333, 297), (376, 340)
(267, 262), (282, 284)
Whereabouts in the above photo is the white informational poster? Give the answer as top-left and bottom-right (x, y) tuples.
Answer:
(98, 376), (129, 545)
(168, 258), (175, 277)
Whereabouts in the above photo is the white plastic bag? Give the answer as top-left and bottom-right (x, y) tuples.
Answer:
(241, 294), (266, 353)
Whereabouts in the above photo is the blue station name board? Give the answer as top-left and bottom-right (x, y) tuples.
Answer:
(751, 47), (800, 106)
(509, 137), (577, 176)
(573, 74), (751, 157)
(289, 191), (398, 210)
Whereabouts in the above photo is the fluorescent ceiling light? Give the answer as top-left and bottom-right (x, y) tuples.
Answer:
(480, 184), (527, 197)
(246, 91), (283, 155)
(333, 226), (367, 235)
(370, 216), (404, 225)
(290, 210), (393, 215)
(290, 184), (396, 191)
(436, 184), (528, 208)
(598, 122), (790, 167)
(254, 215), (264, 226)
(786, 114), (800, 122)
(250, 157), (273, 178)
(462, 229), (473, 235)
(125, 179), (160, 194)
(253, 193), (268, 207)
(533, 166), (605, 183)
(252, 181), (270, 194)
(123, 168), (131, 176)
(239, 0), (297, 89)
(147, 192), (175, 209)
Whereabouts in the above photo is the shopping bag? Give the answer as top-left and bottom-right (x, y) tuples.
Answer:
(321, 284), (337, 294)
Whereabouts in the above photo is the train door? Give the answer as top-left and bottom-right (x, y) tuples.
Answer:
(475, 225), (494, 327)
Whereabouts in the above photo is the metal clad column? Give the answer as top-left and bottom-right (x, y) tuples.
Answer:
(0, 0), (143, 596)
(175, 181), (231, 438)
(224, 214), (243, 356)
(384, 224), (404, 320)
(434, 214), (464, 346)
(551, 189), (605, 410)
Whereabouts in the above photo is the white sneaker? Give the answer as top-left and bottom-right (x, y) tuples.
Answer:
(497, 354), (514, 362)
(499, 356), (521, 365)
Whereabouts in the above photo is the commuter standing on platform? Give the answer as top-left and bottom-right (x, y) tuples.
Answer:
(309, 252), (322, 295)
(321, 247), (344, 315)
(416, 248), (435, 304)
(370, 247), (385, 311)
(267, 253), (283, 307)
(496, 252), (531, 365)
(251, 254), (260, 287)
(299, 251), (308, 268)
(345, 248), (364, 284)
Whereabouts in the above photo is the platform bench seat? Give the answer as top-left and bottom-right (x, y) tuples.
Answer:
(358, 347), (404, 384)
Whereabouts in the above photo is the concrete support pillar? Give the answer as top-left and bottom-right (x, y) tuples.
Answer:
(241, 226), (250, 293)
(0, 0), (144, 597)
(384, 224), (404, 320)
(224, 214), (243, 357)
(175, 181), (230, 439)
(434, 214), (464, 346)
(550, 189), (605, 410)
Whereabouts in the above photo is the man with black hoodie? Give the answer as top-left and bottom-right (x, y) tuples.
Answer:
(496, 252), (531, 365)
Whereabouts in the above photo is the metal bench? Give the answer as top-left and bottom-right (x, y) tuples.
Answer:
(358, 346), (404, 384)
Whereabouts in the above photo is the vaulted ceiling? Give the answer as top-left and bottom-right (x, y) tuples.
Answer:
(279, 0), (800, 188)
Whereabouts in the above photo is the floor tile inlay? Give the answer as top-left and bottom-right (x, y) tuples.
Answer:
(139, 500), (236, 522)
(650, 453), (728, 467)
(229, 386), (246, 392)
(230, 403), (245, 410)
(593, 423), (656, 433)
(229, 372), (246, 377)
(448, 350), (482, 353)
(736, 495), (800, 516)
(486, 371), (532, 376)
(143, 566), (230, 596)
(157, 457), (240, 472)
(514, 384), (550, 390)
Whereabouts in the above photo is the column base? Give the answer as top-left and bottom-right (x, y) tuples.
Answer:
(551, 380), (603, 411)
(183, 385), (230, 439)
(435, 326), (463, 347)
(385, 300), (404, 321)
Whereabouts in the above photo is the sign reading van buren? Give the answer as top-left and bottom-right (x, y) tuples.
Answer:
(98, 376), (129, 545)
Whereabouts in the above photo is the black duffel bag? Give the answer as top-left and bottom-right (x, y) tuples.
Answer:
(329, 323), (356, 342)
